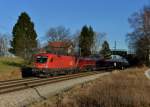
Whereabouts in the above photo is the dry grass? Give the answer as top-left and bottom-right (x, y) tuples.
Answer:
(30, 67), (150, 107)
(0, 57), (24, 80)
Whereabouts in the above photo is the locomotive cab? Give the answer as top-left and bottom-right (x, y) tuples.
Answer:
(34, 55), (49, 69)
(32, 54), (51, 76)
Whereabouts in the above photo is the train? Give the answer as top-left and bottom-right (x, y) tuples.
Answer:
(32, 53), (129, 76)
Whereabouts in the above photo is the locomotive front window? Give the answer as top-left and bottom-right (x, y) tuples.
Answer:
(36, 56), (48, 63)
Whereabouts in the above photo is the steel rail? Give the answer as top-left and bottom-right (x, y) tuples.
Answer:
(0, 71), (100, 94)
(0, 78), (38, 85)
(0, 72), (97, 88)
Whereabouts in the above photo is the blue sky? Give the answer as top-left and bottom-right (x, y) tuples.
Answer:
(0, 0), (149, 50)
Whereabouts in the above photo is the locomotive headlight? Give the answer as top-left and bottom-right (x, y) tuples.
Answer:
(45, 65), (48, 68)
(70, 61), (73, 65)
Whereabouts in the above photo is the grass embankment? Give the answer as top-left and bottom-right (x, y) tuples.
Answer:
(30, 67), (150, 107)
(0, 57), (25, 80)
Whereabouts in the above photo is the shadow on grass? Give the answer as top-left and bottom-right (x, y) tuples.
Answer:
(2, 61), (34, 78)
(21, 67), (34, 78)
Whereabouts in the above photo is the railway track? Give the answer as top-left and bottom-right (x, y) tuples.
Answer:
(0, 71), (101, 94)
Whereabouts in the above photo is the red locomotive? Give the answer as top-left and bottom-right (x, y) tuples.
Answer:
(32, 53), (96, 76)
(32, 53), (129, 76)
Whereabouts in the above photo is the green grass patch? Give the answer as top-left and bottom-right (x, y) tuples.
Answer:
(0, 57), (25, 73)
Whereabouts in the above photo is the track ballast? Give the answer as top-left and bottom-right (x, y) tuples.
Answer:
(0, 71), (102, 94)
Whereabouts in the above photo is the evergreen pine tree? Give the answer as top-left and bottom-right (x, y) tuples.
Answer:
(11, 12), (37, 60)
(79, 25), (94, 56)
(100, 41), (111, 59)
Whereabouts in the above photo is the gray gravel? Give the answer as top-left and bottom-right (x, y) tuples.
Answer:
(0, 72), (110, 107)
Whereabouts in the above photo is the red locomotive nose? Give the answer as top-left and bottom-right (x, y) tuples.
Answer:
(34, 55), (48, 69)
(34, 63), (47, 69)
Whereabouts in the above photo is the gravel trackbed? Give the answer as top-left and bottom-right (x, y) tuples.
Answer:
(0, 72), (110, 107)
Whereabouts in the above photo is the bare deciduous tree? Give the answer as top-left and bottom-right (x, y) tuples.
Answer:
(0, 34), (9, 56)
(46, 26), (71, 42)
(127, 6), (150, 65)
(91, 32), (107, 54)
(45, 26), (73, 55)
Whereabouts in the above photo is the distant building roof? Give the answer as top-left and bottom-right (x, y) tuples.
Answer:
(49, 41), (73, 48)
(39, 48), (47, 53)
